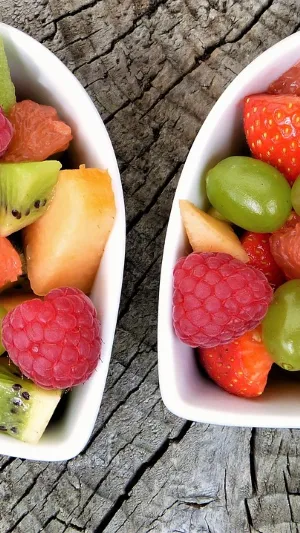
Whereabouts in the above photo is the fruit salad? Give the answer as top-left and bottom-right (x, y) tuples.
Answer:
(173, 59), (300, 399)
(0, 39), (116, 443)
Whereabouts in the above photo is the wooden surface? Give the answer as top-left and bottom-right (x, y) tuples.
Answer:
(0, 1), (300, 532)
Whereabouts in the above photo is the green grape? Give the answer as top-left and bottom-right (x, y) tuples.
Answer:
(263, 280), (300, 371)
(206, 156), (291, 232)
(291, 176), (300, 215)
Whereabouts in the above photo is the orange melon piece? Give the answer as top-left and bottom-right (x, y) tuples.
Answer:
(23, 167), (116, 296)
(0, 237), (22, 289)
(180, 200), (249, 262)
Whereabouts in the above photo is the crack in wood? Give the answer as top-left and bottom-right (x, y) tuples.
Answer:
(139, 0), (276, 121)
(77, 393), (161, 527)
(51, 0), (103, 24)
(56, 516), (83, 532)
(80, 359), (158, 456)
(94, 421), (192, 532)
(126, 160), (182, 235)
(106, 336), (155, 392)
(10, 464), (49, 514)
(72, 0), (168, 74)
(284, 470), (297, 526)
(249, 427), (258, 495)
(0, 456), (15, 474)
(39, 511), (59, 532)
(244, 498), (254, 533)
(118, 256), (161, 321)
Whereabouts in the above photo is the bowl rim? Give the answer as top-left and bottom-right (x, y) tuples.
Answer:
(0, 22), (126, 459)
(158, 31), (300, 428)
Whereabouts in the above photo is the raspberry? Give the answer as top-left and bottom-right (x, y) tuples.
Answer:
(173, 252), (273, 348)
(2, 287), (101, 389)
(0, 107), (12, 157)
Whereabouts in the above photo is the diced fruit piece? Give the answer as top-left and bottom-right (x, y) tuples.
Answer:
(0, 161), (61, 236)
(0, 359), (61, 443)
(268, 61), (300, 96)
(291, 176), (300, 215)
(269, 212), (300, 280)
(172, 252), (273, 348)
(206, 156), (291, 232)
(241, 232), (285, 289)
(2, 287), (101, 389)
(4, 233), (30, 293)
(199, 326), (272, 398)
(0, 290), (37, 311)
(0, 108), (12, 158)
(2, 100), (72, 162)
(244, 94), (300, 183)
(0, 38), (16, 114)
(24, 167), (116, 295)
(0, 237), (22, 289)
(263, 280), (300, 371)
(0, 306), (7, 355)
(179, 200), (248, 262)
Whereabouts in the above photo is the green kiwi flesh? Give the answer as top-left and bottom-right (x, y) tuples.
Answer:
(0, 359), (61, 443)
(0, 161), (61, 236)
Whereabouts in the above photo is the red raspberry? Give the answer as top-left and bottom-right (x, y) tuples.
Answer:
(0, 107), (12, 157)
(173, 252), (273, 348)
(2, 287), (101, 389)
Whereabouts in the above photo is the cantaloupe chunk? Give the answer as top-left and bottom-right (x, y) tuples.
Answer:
(180, 200), (248, 262)
(23, 167), (116, 296)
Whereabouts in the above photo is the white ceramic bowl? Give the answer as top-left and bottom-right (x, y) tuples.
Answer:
(158, 33), (300, 429)
(0, 23), (125, 460)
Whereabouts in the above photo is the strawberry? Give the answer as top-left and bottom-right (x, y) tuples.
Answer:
(241, 231), (285, 289)
(244, 94), (300, 183)
(199, 326), (273, 398)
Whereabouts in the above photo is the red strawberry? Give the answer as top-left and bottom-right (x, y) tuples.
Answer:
(199, 326), (272, 398)
(241, 231), (285, 289)
(244, 94), (300, 183)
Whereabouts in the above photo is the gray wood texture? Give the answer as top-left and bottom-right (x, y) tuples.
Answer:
(0, 0), (299, 531)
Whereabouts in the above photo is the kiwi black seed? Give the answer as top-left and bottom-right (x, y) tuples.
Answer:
(22, 391), (30, 400)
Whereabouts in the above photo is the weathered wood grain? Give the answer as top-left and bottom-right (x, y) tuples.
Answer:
(0, 0), (299, 532)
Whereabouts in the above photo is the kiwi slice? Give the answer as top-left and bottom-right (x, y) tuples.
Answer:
(0, 38), (16, 114)
(0, 160), (61, 236)
(0, 359), (61, 443)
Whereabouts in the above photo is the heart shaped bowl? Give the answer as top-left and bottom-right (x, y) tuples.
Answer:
(158, 33), (300, 429)
(0, 23), (126, 460)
